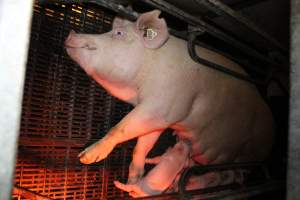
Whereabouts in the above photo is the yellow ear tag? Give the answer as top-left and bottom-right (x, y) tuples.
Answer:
(143, 28), (157, 40)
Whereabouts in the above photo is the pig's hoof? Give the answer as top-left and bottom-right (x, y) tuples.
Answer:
(78, 139), (115, 164)
(128, 164), (145, 184)
(114, 181), (147, 198)
(127, 176), (141, 185)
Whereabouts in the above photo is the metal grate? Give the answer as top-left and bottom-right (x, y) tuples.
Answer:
(14, 1), (136, 199)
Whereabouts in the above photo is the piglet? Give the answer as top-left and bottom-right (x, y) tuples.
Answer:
(114, 140), (190, 198)
(65, 10), (273, 195)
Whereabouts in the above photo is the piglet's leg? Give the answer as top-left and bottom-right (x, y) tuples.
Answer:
(128, 131), (162, 184)
(78, 104), (169, 164)
(114, 140), (191, 198)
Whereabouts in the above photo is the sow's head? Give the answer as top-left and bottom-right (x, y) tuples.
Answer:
(64, 10), (169, 76)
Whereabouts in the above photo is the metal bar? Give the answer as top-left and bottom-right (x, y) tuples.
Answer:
(13, 186), (53, 200)
(197, 0), (286, 53)
(170, 29), (267, 76)
(287, 0), (300, 199)
(90, 0), (138, 20)
(140, 0), (279, 68)
(178, 162), (269, 198)
(189, 181), (283, 200)
(229, 0), (270, 10)
(132, 181), (283, 200)
(188, 31), (264, 85)
(0, 1), (34, 199)
(18, 136), (96, 147)
(17, 149), (103, 170)
(41, 0), (138, 20)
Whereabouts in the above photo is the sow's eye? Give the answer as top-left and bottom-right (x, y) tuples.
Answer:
(113, 28), (125, 39)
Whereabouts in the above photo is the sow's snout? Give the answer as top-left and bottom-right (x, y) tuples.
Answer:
(65, 30), (97, 50)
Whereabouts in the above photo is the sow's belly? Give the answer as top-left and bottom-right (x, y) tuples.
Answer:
(173, 104), (273, 165)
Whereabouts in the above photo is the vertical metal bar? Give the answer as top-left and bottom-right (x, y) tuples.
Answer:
(287, 0), (300, 199)
(0, 0), (33, 199)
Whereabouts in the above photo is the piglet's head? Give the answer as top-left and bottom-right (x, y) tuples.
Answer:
(65, 10), (169, 80)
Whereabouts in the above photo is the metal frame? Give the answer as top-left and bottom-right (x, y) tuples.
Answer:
(1, 0), (290, 199)
(287, 0), (300, 199)
(139, 0), (285, 68)
(0, 0), (34, 199)
(178, 162), (275, 199)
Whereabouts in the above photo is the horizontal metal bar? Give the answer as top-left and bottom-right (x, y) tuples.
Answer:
(189, 180), (283, 200)
(13, 186), (53, 200)
(229, 0), (270, 10)
(19, 136), (97, 147)
(132, 181), (283, 200)
(198, 0), (286, 53)
(90, 0), (138, 20)
(41, 0), (139, 20)
(178, 162), (270, 198)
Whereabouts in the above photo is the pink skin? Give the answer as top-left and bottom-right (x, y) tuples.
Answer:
(127, 131), (162, 184)
(65, 10), (274, 196)
(114, 140), (191, 198)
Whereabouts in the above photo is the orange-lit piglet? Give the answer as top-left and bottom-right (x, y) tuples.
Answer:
(65, 10), (273, 194)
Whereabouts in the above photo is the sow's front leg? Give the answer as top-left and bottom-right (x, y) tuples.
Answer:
(78, 103), (169, 164)
(114, 140), (191, 198)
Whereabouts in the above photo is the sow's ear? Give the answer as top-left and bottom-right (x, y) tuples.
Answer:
(135, 10), (169, 49)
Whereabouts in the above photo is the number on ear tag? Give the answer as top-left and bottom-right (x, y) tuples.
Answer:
(143, 28), (157, 40)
